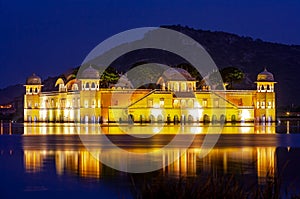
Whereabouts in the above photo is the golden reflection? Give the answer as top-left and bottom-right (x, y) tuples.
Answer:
(24, 150), (101, 178)
(0, 121), (3, 135)
(23, 146), (276, 181)
(23, 123), (276, 135)
(24, 150), (45, 173)
(257, 147), (276, 184)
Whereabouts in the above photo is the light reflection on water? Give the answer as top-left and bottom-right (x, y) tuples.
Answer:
(2, 119), (300, 135)
(23, 145), (276, 185)
(1, 121), (300, 197)
(20, 122), (277, 135)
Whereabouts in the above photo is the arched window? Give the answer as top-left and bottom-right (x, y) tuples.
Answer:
(72, 83), (78, 91)
(267, 85), (270, 90)
(181, 82), (186, 92)
(91, 82), (96, 89)
(188, 99), (194, 108)
(85, 82), (90, 90)
(261, 85), (264, 91)
(174, 82), (179, 92)
(29, 88), (33, 93)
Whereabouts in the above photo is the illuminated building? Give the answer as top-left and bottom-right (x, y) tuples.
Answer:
(24, 67), (276, 123)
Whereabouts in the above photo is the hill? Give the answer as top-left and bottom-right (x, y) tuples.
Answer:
(163, 25), (300, 107)
(1, 25), (299, 107)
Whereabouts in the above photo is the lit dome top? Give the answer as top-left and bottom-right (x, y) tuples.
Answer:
(257, 68), (274, 82)
(161, 68), (195, 81)
(26, 73), (42, 85)
(79, 65), (100, 79)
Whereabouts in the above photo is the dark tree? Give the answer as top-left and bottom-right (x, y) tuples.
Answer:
(220, 67), (244, 89)
(100, 66), (119, 88)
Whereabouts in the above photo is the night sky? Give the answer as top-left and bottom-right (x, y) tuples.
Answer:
(1, 0), (300, 88)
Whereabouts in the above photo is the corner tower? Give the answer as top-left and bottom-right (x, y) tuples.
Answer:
(24, 73), (42, 122)
(255, 68), (276, 122)
(77, 65), (101, 123)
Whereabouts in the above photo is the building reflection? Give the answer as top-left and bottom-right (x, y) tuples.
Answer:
(22, 123), (277, 182)
(24, 150), (101, 178)
(23, 123), (276, 135)
(23, 146), (276, 183)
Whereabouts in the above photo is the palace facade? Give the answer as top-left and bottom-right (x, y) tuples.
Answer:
(24, 67), (276, 123)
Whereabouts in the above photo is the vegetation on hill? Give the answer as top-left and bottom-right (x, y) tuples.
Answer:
(1, 25), (300, 107)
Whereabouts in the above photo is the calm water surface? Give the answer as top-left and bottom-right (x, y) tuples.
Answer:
(0, 120), (300, 198)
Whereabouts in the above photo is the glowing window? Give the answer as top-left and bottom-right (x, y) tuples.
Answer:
(84, 100), (89, 108)
(160, 98), (164, 107)
(261, 101), (265, 109)
(91, 100), (95, 108)
(173, 99), (179, 108)
(202, 99), (208, 107)
(267, 101), (272, 108)
(148, 99), (153, 107)
(72, 84), (78, 91)
(214, 99), (219, 107)
(181, 99), (186, 108)
(188, 99), (194, 108)
(180, 82), (186, 92)
(174, 82), (179, 92)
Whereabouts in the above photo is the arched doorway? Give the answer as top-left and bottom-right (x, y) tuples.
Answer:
(149, 114), (155, 123)
(174, 115), (179, 124)
(220, 114), (226, 123)
(188, 115), (193, 123)
(139, 115), (144, 124)
(212, 115), (217, 123)
(203, 114), (210, 123)
(157, 115), (163, 123)
(261, 114), (266, 123)
(231, 115), (236, 123)
(84, 115), (89, 123)
(128, 114), (134, 123)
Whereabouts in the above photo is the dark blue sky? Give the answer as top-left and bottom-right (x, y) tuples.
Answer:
(1, 0), (300, 88)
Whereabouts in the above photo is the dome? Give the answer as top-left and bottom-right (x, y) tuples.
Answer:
(113, 74), (133, 89)
(79, 65), (100, 79)
(257, 68), (274, 82)
(161, 68), (195, 81)
(26, 73), (42, 85)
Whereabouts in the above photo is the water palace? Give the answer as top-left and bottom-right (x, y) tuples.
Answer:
(24, 67), (276, 123)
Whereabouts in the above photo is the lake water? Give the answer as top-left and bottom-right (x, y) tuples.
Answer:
(0, 120), (300, 198)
